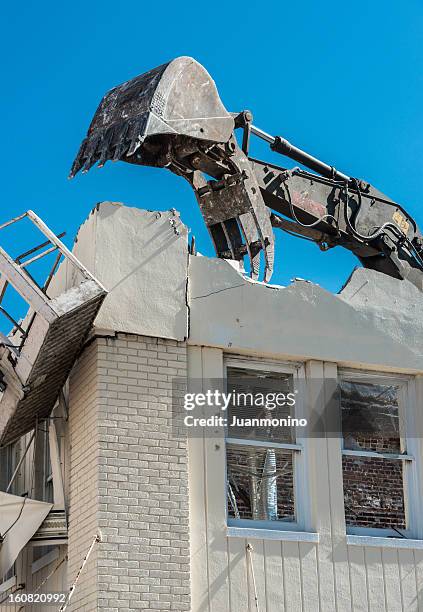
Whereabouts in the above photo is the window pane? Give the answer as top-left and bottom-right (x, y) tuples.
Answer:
(32, 544), (55, 563)
(0, 444), (15, 492)
(226, 444), (294, 522)
(341, 379), (406, 530)
(343, 455), (406, 529)
(227, 367), (295, 443)
(341, 381), (402, 453)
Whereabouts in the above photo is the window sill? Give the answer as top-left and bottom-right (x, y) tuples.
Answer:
(347, 534), (423, 549)
(227, 526), (319, 543)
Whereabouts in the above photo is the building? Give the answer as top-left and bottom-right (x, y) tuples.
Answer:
(1, 201), (423, 611)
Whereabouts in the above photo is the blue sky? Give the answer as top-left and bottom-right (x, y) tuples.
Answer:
(2, 0), (423, 295)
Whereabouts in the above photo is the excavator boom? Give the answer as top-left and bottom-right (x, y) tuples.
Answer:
(70, 56), (423, 289)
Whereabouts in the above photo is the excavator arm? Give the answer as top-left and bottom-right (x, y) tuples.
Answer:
(252, 156), (423, 289)
(70, 56), (423, 290)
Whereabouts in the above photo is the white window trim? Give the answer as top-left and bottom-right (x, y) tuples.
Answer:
(347, 534), (423, 550)
(225, 355), (304, 373)
(226, 438), (302, 452)
(224, 357), (311, 533)
(339, 369), (423, 540)
(341, 448), (414, 461)
(227, 526), (319, 543)
(347, 525), (412, 538)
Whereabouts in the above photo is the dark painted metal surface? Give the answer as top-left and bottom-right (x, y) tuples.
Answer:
(70, 56), (423, 289)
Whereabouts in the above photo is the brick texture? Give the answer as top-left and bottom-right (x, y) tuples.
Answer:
(68, 333), (190, 611)
(68, 340), (100, 611)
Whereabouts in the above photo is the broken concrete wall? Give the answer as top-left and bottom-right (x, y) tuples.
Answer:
(49, 202), (189, 341)
(49, 201), (423, 371)
(339, 266), (423, 359)
(188, 255), (423, 371)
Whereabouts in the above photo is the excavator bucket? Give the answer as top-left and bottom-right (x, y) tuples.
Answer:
(70, 57), (235, 176)
(70, 57), (275, 282)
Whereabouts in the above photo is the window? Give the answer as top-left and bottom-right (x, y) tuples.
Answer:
(42, 425), (54, 504)
(32, 545), (57, 570)
(340, 372), (419, 537)
(0, 442), (18, 493)
(225, 359), (308, 531)
(33, 418), (61, 505)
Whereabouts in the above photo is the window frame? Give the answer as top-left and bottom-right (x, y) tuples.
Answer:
(0, 441), (19, 494)
(339, 368), (421, 539)
(43, 424), (54, 504)
(224, 356), (310, 532)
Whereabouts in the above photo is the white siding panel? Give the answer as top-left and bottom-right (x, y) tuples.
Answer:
(247, 540), (266, 612)
(282, 541), (302, 612)
(228, 537), (249, 611)
(324, 362), (352, 612)
(365, 547), (386, 611)
(348, 546), (369, 612)
(398, 549), (418, 611)
(264, 539), (285, 612)
(299, 542), (319, 612)
(414, 549), (423, 611)
(188, 346), (210, 612)
(381, 548), (402, 612)
(202, 347), (231, 612)
(305, 361), (337, 611)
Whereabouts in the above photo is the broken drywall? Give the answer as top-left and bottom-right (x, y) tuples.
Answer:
(338, 267), (423, 359)
(188, 255), (423, 372)
(49, 203), (422, 372)
(49, 202), (189, 341)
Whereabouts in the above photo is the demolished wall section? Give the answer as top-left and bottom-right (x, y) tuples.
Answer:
(188, 255), (423, 372)
(49, 202), (189, 342)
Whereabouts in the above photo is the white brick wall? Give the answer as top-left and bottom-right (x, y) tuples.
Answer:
(68, 340), (100, 611)
(68, 333), (190, 611)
